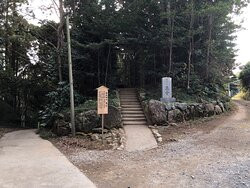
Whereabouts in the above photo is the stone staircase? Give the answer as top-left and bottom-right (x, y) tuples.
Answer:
(119, 88), (157, 152)
(119, 88), (147, 126)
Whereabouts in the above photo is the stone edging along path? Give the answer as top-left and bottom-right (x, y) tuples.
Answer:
(140, 99), (230, 126)
(0, 130), (96, 188)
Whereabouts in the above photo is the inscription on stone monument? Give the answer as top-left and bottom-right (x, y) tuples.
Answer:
(161, 77), (176, 103)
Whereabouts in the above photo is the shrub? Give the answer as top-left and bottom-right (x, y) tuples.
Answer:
(39, 82), (84, 128)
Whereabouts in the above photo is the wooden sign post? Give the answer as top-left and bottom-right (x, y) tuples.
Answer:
(97, 86), (109, 142)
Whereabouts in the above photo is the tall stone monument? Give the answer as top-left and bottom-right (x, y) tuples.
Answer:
(161, 77), (176, 103)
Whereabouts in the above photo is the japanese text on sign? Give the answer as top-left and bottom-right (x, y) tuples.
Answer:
(97, 86), (108, 114)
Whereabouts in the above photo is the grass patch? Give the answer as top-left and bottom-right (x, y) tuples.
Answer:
(232, 90), (250, 101)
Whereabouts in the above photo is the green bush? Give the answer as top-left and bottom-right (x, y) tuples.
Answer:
(39, 82), (84, 128)
(239, 62), (250, 90)
(75, 100), (97, 113)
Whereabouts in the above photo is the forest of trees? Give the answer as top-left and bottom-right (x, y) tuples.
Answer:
(0, 0), (249, 127)
(239, 61), (250, 99)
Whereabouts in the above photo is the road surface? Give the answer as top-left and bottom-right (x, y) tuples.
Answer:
(67, 100), (250, 188)
(0, 130), (96, 188)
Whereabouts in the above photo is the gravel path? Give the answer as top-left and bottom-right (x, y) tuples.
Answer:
(65, 100), (250, 188)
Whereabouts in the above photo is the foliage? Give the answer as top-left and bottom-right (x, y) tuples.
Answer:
(237, 62), (250, 100)
(75, 100), (97, 113)
(0, 0), (249, 128)
(74, 90), (119, 113)
(63, 0), (249, 98)
(0, 100), (19, 126)
(239, 62), (250, 90)
(39, 82), (84, 127)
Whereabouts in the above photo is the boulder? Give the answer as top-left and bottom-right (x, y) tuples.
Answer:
(194, 104), (205, 117)
(168, 110), (174, 122)
(175, 102), (188, 111)
(224, 102), (231, 111)
(204, 103), (215, 116)
(104, 106), (122, 129)
(217, 102), (225, 112)
(148, 100), (167, 125)
(211, 101), (217, 106)
(186, 105), (195, 120)
(141, 101), (152, 125)
(174, 109), (184, 122)
(76, 110), (100, 133)
(165, 103), (175, 111)
(214, 105), (222, 115)
(168, 109), (184, 122)
(139, 92), (146, 101)
(52, 119), (71, 136)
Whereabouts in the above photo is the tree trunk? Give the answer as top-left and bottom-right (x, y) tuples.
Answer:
(4, 0), (9, 66)
(154, 50), (157, 85)
(168, 2), (174, 74)
(187, 0), (194, 89)
(206, 14), (213, 79)
(169, 18), (174, 74)
(105, 44), (111, 86)
(97, 49), (100, 85)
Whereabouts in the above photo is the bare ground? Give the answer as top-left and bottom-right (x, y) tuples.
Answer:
(49, 135), (112, 155)
(53, 100), (250, 188)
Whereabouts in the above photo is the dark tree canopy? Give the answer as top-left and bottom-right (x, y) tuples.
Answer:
(0, 0), (249, 127)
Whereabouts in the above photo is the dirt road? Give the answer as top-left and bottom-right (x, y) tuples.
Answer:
(66, 100), (250, 188)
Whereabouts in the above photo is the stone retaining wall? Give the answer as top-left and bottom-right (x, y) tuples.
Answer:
(52, 105), (122, 136)
(138, 92), (230, 126)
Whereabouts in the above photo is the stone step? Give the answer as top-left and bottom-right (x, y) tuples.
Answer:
(120, 97), (138, 100)
(120, 99), (139, 102)
(120, 102), (141, 105)
(122, 108), (143, 111)
(122, 114), (145, 118)
(120, 90), (136, 92)
(122, 111), (145, 114)
(119, 91), (136, 93)
(121, 104), (142, 108)
(119, 88), (136, 90)
(119, 94), (137, 97)
(120, 96), (138, 100)
(122, 117), (146, 121)
(122, 109), (144, 114)
(123, 121), (147, 125)
(121, 100), (138, 102)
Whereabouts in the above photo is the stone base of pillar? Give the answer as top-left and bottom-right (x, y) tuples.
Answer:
(160, 97), (176, 103)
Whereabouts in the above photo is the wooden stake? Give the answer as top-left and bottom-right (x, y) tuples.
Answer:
(102, 114), (104, 143)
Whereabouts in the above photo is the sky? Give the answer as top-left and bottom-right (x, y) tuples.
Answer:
(234, 4), (250, 72)
(23, 0), (59, 25)
(24, 1), (250, 72)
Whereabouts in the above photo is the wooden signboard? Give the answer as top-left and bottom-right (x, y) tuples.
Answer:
(97, 86), (109, 142)
(97, 86), (109, 115)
